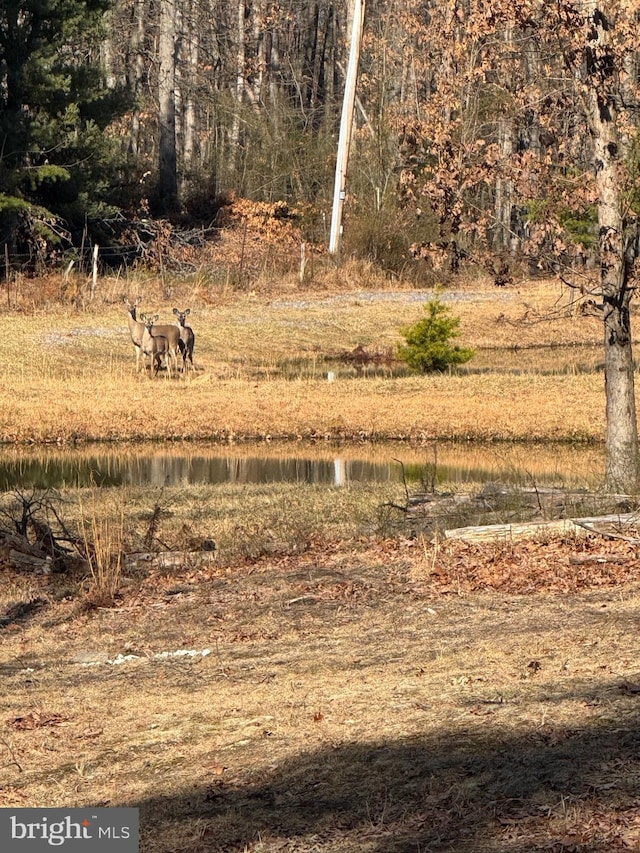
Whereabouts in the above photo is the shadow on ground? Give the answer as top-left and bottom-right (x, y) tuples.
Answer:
(131, 707), (640, 852)
(0, 597), (49, 629)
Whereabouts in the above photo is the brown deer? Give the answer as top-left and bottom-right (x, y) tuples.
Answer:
(172, 308), (195, 371)
(140, 314), (172, 378)
(142, 315), (184, 373)
(124, 297), (145, 372)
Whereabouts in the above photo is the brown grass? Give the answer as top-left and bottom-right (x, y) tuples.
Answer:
(1, 270), (639, 852)
(0, 275), (611, 445)
(78, 493), (125, 607)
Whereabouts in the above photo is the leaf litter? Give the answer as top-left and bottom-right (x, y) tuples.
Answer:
(2, 531), (640, 851)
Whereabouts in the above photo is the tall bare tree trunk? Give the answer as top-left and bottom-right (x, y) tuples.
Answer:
(183, 12), (199, 175)
(176, 0), (199, 192)
(493, 116), (514, 253)
(127, 0), (147, 156)
(247, 0), (265, 107)
(584, 5), (639, 491)
(158, 0), (178, 212)
(594, 140), (639, 491)
(228, 0), (246, 178)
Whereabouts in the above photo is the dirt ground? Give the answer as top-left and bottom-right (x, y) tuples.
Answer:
(2, 533), (640, 852)
(1, 271), (639, 850)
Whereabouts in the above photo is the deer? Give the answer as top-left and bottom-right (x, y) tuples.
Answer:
(142, 314), (184, 373)
(140, 313), (173, 378)
(172, 308), (195, 371)
(124, 296), (145, 372)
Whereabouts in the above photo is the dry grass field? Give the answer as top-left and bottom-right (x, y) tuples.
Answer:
(1, 267), (640, 852)
(0, 270), (609, 444)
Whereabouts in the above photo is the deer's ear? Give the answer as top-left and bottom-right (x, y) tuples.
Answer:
(173, 308), (179, 315)
(184, 309), (190, 316)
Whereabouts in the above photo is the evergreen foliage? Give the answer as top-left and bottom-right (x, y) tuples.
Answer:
(0, 0), (636, 290)
(0, 0), (129, 254)
(398, 298), (474, 373)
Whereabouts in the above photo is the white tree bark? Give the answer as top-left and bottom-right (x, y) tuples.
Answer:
(228, 0), (246, 176)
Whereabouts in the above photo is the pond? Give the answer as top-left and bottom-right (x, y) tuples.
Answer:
(0, 441), (606, 491)
(269, 342), (605, 382)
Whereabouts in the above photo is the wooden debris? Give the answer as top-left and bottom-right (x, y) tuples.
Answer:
(0, 531), (53, 573)
(0, 531), (50, 560)
(444, 512), (640, 543)
(124, 550), (217, 571)
(443, 518), (584, 542)
(8, 710), (66, 730)
(569, 554), (629, 565)
(8, 549), (52, 574)
(573, 516), (640, 543)
(1, 525), (217, 574)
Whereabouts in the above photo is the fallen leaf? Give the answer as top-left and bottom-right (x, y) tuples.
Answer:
(8, 711), (66, 730)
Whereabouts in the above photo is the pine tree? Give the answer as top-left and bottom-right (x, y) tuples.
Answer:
(398, 298), (474, 374)
(0, 0), (128, 255)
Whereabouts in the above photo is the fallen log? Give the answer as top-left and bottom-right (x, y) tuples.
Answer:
(443, 518), (584, 542)
(9, 549), (52, 574)
(124, 550), (217, 571)
(0, 530), (54, 572)
(572, 516), (640, 543)
(443, 513), (639, 543)
(569, 554), (630, 565)
(0, 531), (50, 560)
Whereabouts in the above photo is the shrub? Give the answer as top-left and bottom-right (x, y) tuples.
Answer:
(398, 297), (475, 373)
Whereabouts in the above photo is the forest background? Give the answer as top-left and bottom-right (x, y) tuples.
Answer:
(0, 0), (611, 277)
(3, 0), (640, 489)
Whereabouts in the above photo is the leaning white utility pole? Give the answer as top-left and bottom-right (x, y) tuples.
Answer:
(329, 0), (366, 256)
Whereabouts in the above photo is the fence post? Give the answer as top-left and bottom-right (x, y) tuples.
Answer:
(4, 243), (9, 308)
(91, 244), (99, 300)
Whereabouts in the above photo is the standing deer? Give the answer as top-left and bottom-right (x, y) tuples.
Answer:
(140, 313), (172, 378)
(124, 297), (145, 372)
(173, 308), (195, 371)
(142, 315), (184, 373)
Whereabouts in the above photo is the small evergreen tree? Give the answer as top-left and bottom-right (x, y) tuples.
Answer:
(398, 298), (474, 373)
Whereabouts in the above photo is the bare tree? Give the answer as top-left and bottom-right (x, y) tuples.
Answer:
(128, 0), (148, 156)
(158, 0), (178, 211)
(403, 1), (640, 490)
(576, 2), (640, 488)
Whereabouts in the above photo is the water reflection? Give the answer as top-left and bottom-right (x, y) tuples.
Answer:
(0, 442), (605, 491)
(0, 453), (399, 489)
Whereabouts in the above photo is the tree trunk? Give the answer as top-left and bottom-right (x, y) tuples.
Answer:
(158, 0), (178, 212)
(176, 0), (199, 190)
(603, 284), (638, 491)
(228, 0), (246, 179)
(585, 5), (640, 491)
(598, 171), (639, 490)
(493, 116), (514, 253)
(183, 12), (199, 175)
